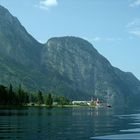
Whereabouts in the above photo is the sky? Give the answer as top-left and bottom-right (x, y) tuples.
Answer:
(0, 0), (140, 79)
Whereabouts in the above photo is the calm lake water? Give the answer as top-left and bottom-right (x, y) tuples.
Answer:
(0, 107), (140, 140)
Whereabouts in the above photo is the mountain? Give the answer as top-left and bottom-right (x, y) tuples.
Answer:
(0, 5), (140, 106)
(0, 5), (43, 89)
(41, 37), (140, 106)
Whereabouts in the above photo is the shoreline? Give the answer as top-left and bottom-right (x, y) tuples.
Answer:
(0, 104), (108, 109)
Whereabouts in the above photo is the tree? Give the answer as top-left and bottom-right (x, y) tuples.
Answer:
(0, 85), (8, 105)
(57, 96), (70, 106)
(8, 84), (16, 105)
(17, 84), (29, 105)
(17, 84), (24, 105)
(29, 93), (37, 104)
(46, 93), (53, 107)
(37, 91), (44, 105)
(23, 92), (29, 105)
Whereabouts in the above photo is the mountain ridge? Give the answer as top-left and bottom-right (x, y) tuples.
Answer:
(0, 5), (140, 106)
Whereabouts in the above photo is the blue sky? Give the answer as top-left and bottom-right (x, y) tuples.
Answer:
(0, 0), (140, 79)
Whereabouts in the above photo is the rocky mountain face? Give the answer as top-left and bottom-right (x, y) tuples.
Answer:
(0, 6), (41, 66)
(42, 37), (140, 106)
(0, 5), (140, 106)
(0, 5), (43, 89)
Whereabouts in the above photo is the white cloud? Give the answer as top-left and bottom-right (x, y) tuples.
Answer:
(105, 38), (122, 42)
(129, 0), (140, 7)
(36, 0), (58, 10)
(85, 37), (122, 44)
(92, 37), (101, 42)
(127, 19), (140, 27)
(129, 30), (140, 36)
(127, 19), (140, 38)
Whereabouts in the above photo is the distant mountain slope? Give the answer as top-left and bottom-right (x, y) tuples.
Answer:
(0, 5), (43, 89)
(0, 5), (42, 67)
(0, 5), (140, 106)
(41, 37), (140, 106)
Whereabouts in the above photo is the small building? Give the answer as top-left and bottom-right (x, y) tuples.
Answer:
(89, 98), (101, 106)
(72, 101), (89, 105)
(72, 98), (101, 106)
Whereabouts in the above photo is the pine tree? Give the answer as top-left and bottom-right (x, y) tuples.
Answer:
(0, 85), (8, 105)
(8, 84), (16, 105)
(37, 91), (44, 105)
(46, 93), (53, 107)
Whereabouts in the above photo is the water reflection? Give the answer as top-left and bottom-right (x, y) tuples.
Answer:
(0, 107), (140, 139)
(91, 109), (140, 139)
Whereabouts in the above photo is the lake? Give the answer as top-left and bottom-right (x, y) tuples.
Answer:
(0, 107), (140, 140)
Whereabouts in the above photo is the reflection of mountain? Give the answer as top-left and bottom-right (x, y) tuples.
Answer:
(0, 5), (140, 106)
(91, 109), (140, 139)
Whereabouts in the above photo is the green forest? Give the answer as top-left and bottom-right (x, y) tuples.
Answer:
(0, 84), (70, 107)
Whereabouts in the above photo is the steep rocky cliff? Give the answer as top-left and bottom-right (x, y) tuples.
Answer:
(41, 37), (140, 105)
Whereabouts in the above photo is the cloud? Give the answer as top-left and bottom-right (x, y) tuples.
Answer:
(129, 30), (140, 36)
(127, 19), (140, 27)
(104, 38), (122, 42)
(129, 0), (140, 7)
(85, 37), (122, 44)
(35, 0), (58, 10)
(92, 37), (101, 42)
(127, 19), (140, 37)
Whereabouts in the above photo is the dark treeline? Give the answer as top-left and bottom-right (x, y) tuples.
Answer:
(0, 84), (29, 106)
(0, 84), (70, 106)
